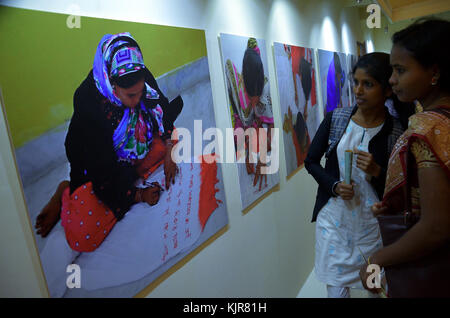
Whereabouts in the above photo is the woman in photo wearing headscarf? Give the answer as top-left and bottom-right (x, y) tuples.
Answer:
(35, 33), (183, 252)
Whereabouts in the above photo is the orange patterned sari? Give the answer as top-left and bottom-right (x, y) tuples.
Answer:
(383, 106), (450, 215)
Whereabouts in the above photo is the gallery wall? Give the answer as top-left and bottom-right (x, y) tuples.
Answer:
(368, 10), (450, 53)
(0, 0), (369, 297)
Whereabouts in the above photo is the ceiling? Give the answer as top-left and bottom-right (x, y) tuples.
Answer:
(376, 0), (450, 22)
(389, 0), (424, 9)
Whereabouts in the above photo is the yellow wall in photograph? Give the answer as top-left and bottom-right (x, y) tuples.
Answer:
(0, 6), (207, 148)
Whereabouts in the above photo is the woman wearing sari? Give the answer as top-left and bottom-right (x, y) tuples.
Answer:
(35, 33), (183, 252)
(360, 19), (450, 297)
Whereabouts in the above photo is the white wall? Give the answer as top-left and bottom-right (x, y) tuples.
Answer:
(0, 0), (368, 297)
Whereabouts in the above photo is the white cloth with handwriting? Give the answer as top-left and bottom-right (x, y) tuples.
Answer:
(41, 161), (206, 295)
(75, 162), (203, 290)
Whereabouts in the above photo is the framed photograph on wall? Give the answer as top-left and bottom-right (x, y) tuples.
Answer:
(0, 6), (228, 298)
(218, 33), (280, 212)
(317, 49), (352, 115)
(273, 43), (321, 178)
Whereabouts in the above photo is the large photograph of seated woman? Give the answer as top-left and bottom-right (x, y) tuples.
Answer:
(1, 9), (228, 298)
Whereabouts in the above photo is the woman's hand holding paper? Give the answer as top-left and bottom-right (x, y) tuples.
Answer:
(354, 148), (381, 177)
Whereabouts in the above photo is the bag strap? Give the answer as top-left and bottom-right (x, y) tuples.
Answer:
(402, 147), (412, 222)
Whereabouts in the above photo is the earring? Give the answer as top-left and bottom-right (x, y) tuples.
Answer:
(431, 76), (439, 86)
(415, 101), (423, 113)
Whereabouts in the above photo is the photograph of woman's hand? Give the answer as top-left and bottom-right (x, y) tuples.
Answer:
(142, 184), (162, 206)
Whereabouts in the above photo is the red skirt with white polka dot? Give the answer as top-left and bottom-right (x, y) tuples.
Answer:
(60, 183), (117, 252)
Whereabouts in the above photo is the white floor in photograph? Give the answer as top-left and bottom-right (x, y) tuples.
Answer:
(297, 270), (370, 298)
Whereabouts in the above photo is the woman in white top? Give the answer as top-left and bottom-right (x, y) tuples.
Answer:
(305, 53), (411, 297)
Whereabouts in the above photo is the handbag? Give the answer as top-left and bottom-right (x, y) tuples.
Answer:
(377, 109), (450, 298)
(377, 213), (450, 298)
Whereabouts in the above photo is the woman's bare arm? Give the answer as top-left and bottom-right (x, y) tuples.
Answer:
(371, 165), (450, 267)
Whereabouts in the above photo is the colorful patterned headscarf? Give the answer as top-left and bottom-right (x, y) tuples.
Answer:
(110, 46), (145, 78)
(92, 33), (165, 163)
(247, 37), (261, 56)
